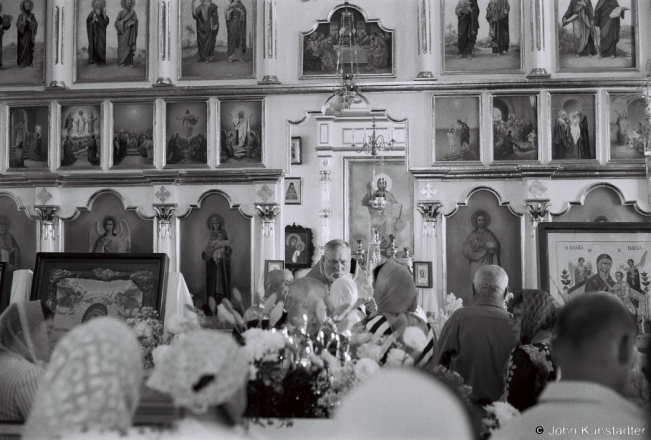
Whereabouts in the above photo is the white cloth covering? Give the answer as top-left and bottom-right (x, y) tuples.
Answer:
(164, 272), (195, 324)
(10, 270), (32, 304)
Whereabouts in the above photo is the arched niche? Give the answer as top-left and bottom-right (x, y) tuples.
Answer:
(444, 188), (523, 305)
(178, 191), (253, 314)
(553, 184), (650, 223)
(63, 191), (154, 253)
(0, 194), (37, 271)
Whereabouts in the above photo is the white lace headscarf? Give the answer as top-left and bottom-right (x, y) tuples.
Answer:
(147, 330), (248, 415)
(23, 317), (142, 440)
(0, 301), (50, 366)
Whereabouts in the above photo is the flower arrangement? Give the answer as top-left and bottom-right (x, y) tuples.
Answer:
(126, 307), (173, 369)
(481, 401), (520, 439)
(430, 293), (464, 338)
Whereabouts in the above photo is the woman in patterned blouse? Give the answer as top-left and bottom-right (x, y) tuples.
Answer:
(501, 289), (561, 411)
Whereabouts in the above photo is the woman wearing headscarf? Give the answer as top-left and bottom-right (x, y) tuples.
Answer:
(330, 276), (366, 334)
(365, 261), (437, 367)
(146, 330), (249, 438)
(0, 301), (51, 422)
(23, 317), (142, 439)
(501, 289), (561, 411)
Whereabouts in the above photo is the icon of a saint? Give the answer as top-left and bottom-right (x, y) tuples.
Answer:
(462, 210), (501, 282)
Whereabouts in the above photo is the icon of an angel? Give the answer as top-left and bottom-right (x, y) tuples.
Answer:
(620, 251), (647, 292)
(89, 216), (131, 253)
(568, 257), (592, 287)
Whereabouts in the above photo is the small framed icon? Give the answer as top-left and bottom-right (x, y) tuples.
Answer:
(264, 259), (285, 275)
(413, 261), (433, 288)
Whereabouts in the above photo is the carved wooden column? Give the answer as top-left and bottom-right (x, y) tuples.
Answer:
(259, 0), (281, 84)
(48, 0), (66, 88)
(153, 204), (178, 271)
(415, 0), (435, 80)
(525, 198), (551, 290)
(416, 200), (441, 313)
(33, 206), (60, 252)
(155, 1), (173, 86)
(526, 0), (551, 79)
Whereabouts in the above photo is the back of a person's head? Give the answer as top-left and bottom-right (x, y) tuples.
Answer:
(285, 277), (327, 312)
(472, 265), (508, 300)
(330, 276), (358, 309)
(553, 292), (638, 391)
(24, 317), (142, 439)
(335, 370), (475, 440)
(263, 269), (287, 297)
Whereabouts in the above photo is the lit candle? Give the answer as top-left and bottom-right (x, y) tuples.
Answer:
(352, 129), (355, 145)
(364, 128), (367, 144)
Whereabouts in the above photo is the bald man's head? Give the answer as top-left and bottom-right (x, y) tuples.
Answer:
(264, 269), (294, 301)
(553, 292), (638, 394)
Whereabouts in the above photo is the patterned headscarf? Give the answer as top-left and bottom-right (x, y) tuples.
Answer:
(517, 289), (561, 345)
(146, 330), (249, 415)
(23, 317), (142, 439)
(0, 301), (50, 366)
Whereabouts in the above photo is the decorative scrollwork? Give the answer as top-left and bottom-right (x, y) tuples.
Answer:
(34, 206), (59, 241)
(256, 204), (281, 238)
(153, 204), (177, 239)
(525, 200), (551, 237)
(416, 202), (441, 238)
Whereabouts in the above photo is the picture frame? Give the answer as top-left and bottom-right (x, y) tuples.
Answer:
(31, 252), (169, 346)
(73, 0), (150, 83)
(110, 101), (156, 169)
(490, 93), (540, 162)
(264, 260), (285, 275)
(432, 95), (483, 164)
(549, 92), (598, 162)
(219, 98), (264, 167)
(6, 104), (50, 171)
(0, 0), (48, 86)
(299, 2), (396, 79)
(284, 177), (302, 205)
(284, 223), (314, 272)
(59, 103), (103, 169)
(538, 222), (651, 332)
(413, 261), (432, 288)
(606, 92), (646, 162)
(291, 137), (302, 165)
(444, 188), (523, 305)
(555, 0), (638, 73)
(345, 158), (414, 257)
(178, 0), (256, 81)
(164, 100), (209, 167)
(440, 0), (525, 75)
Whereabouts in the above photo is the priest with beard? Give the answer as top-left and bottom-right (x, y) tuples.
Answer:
(16, 0), (38, 68)
(86, 0), (109, 67)
(115, 0), (138, 68)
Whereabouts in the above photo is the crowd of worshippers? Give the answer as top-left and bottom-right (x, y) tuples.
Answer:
(0, 239), (648, 439)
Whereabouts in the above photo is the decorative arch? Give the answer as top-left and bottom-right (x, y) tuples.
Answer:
(178, 189), (253, 220)
(444, 187), (525, 305)
(61, 188), (151, 222)
(553, 183), (651, 221)
(178, 190), (254, 314)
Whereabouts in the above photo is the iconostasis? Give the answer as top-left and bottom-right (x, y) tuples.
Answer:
(0, 0), (650, 312)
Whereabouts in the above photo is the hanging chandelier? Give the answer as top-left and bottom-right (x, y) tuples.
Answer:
(353, 118), (395, 156)
(333, 1), (361, 110)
